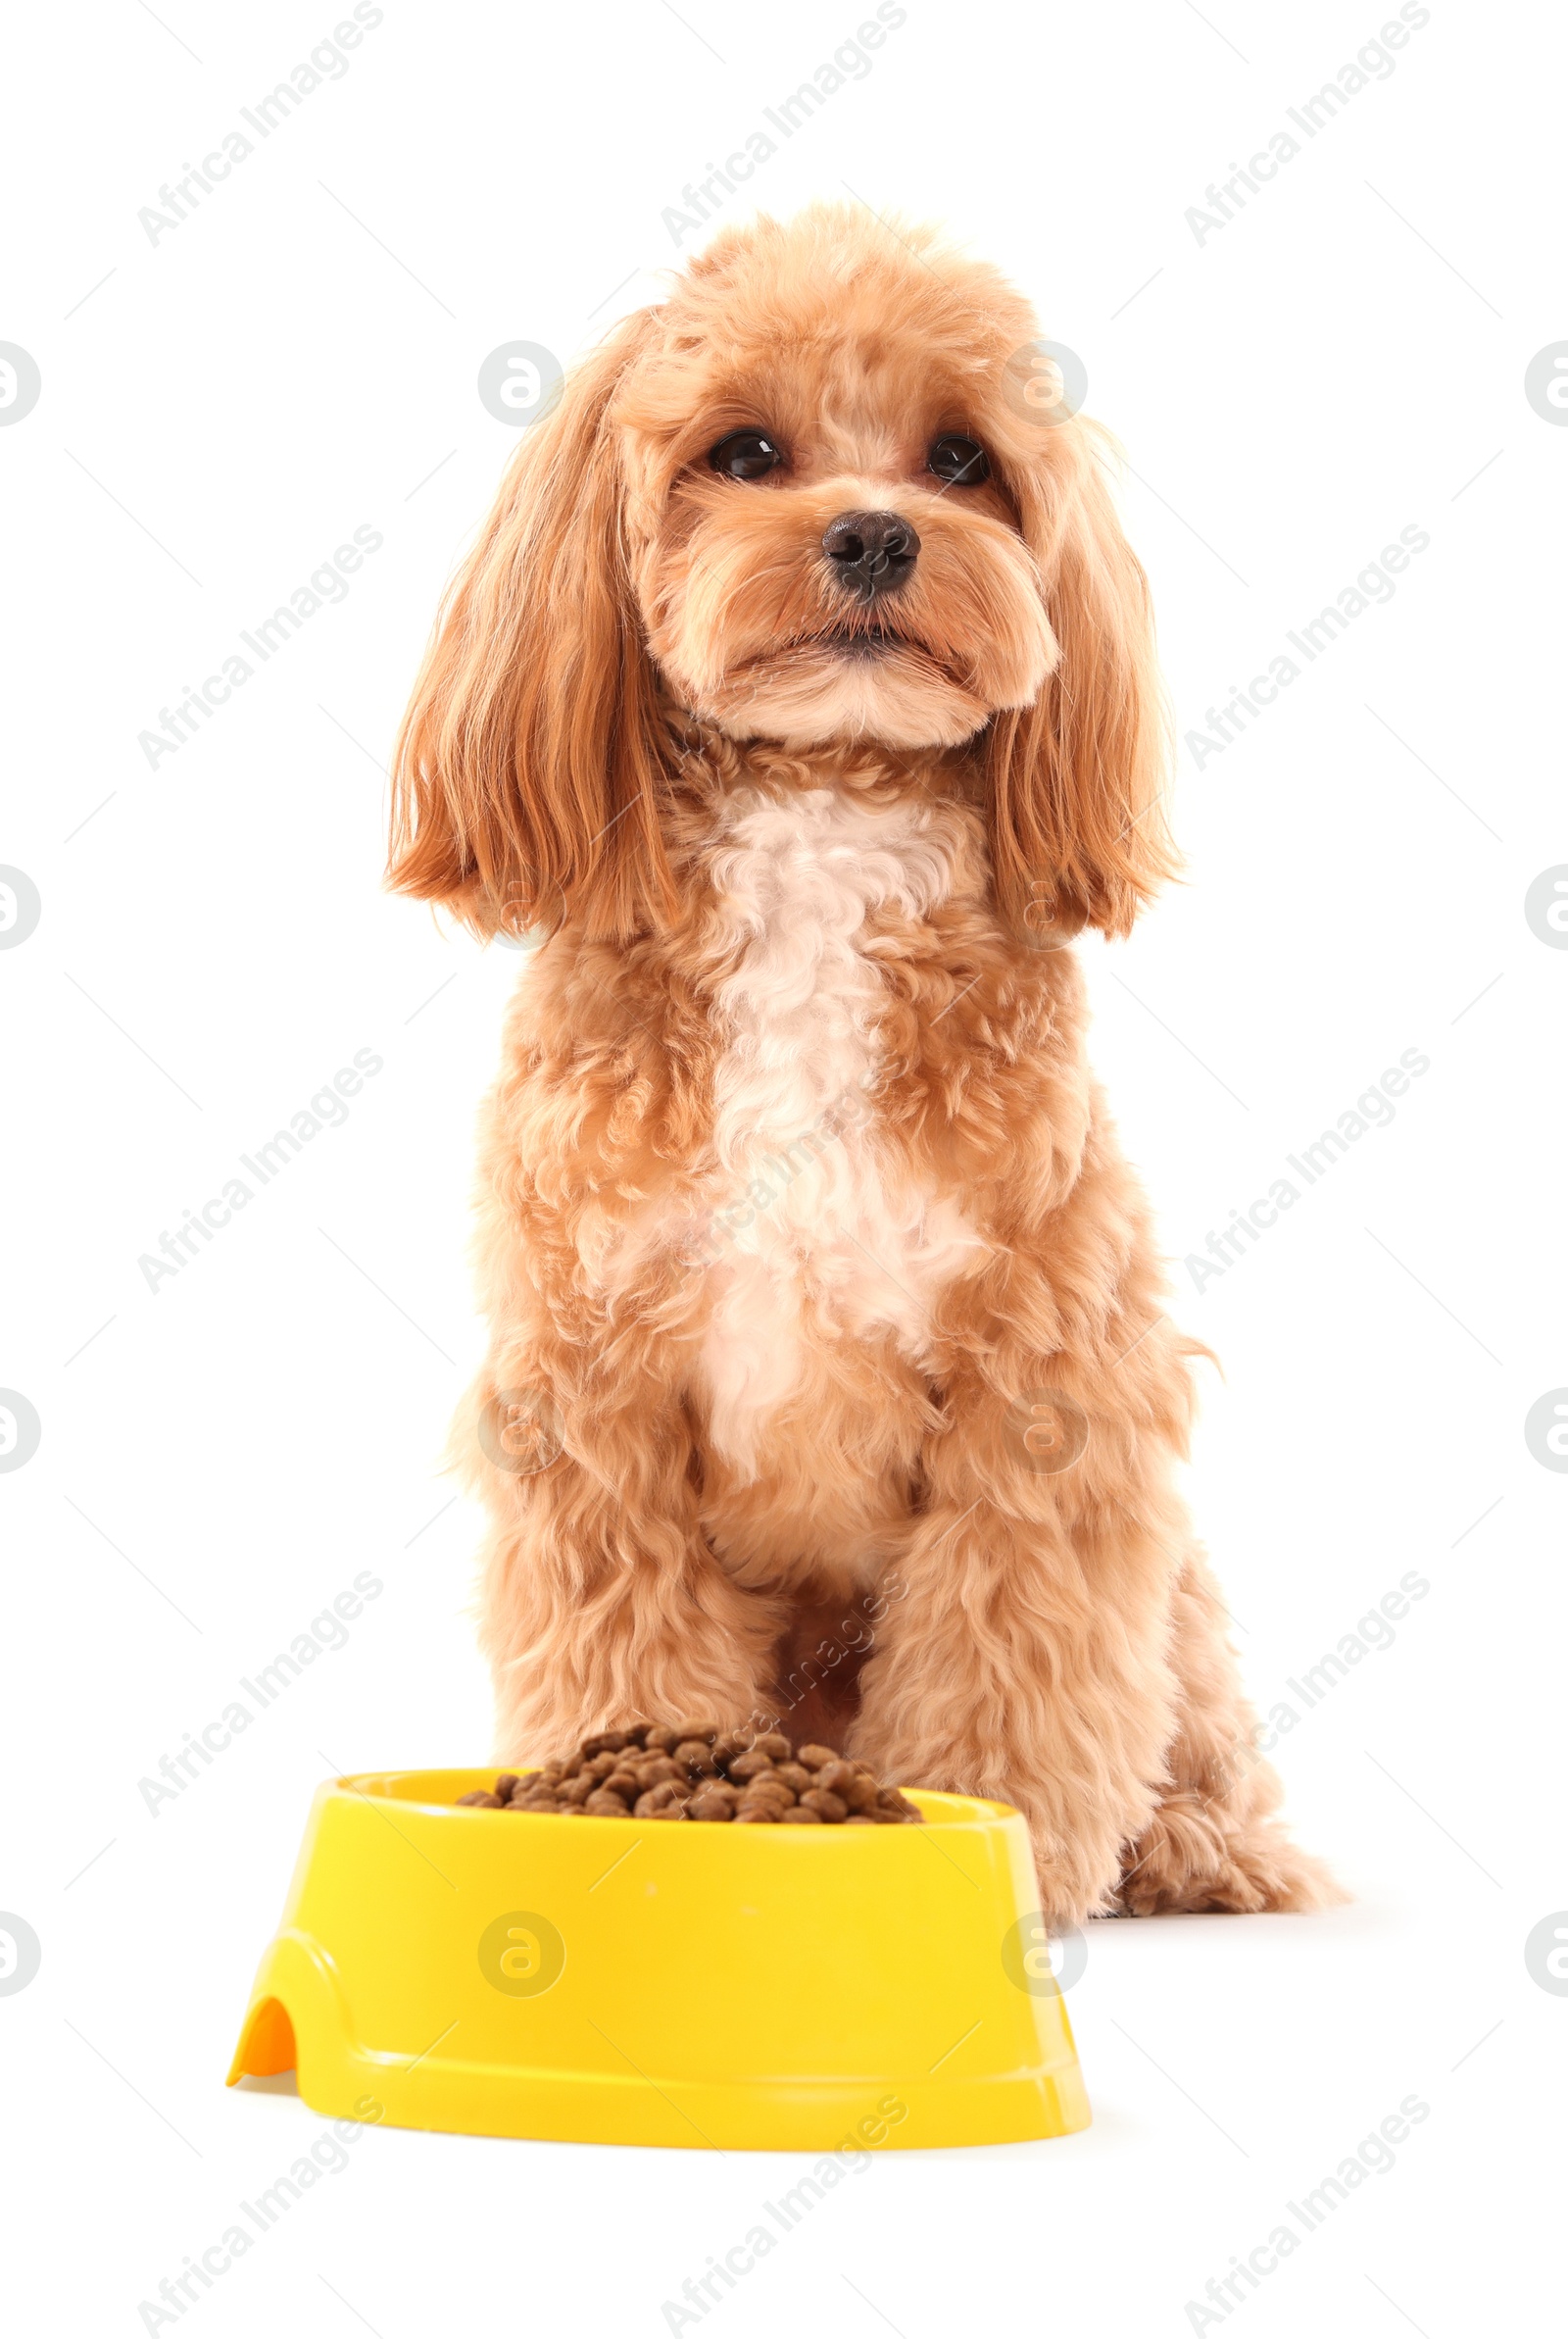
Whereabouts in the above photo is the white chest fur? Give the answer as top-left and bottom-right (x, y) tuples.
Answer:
(694, 786), (982, 1472)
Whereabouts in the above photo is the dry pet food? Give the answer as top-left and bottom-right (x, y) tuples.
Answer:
(455, 1720), (923, 1823)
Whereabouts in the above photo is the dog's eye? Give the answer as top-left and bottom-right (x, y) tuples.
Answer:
(927, 434), (990, 485)
(709, 429), (784, 480)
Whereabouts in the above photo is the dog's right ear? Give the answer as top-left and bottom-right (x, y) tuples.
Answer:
(388, 310), (676, 942)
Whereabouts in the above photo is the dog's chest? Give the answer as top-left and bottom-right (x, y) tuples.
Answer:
(692, 787), (980, 1468)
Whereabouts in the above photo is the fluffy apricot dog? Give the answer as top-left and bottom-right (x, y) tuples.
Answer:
(390, 203), (1336, 1923)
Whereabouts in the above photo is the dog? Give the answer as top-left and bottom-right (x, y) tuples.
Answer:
(388, 203), (1338, 1924)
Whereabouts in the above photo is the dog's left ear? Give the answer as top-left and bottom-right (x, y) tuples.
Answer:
(984, 419), (1176, 943)
(388, 309), (677, 942)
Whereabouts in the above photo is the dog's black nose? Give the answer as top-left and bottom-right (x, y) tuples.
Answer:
(821, 509), (919, 600)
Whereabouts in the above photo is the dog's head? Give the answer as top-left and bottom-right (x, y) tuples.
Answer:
(390, 203), (1172, 942)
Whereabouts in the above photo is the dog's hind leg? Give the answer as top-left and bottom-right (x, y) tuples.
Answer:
(1113, 1546), (1345, 1915)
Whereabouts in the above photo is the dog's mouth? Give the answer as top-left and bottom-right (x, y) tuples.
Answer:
(814, 625), (906, 659)
(744, 624), (932, 672)
(702, 620), (990, 749)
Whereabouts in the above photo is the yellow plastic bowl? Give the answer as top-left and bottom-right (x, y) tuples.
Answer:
(227, 1767), (1089, 2151)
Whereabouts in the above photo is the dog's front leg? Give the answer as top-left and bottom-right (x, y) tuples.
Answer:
(849, 1368), (1183, 1927)
(469, 1372), (784, 1765)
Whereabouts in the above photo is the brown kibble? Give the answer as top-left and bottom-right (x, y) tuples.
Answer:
(737, 1799), (791, 1826)
(460, 1725), (921, 1822)
(814, 1760), (857, 1797)
(687, 1788), (735, 1822)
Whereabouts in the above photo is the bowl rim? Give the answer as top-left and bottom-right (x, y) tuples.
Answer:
(329, 1767), (1022, 1831)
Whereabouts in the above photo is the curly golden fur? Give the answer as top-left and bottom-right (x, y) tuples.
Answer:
(389, 203), (1338, 1923)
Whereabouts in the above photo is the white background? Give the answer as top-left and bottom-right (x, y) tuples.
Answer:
(2, 1), (1562, 2332)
